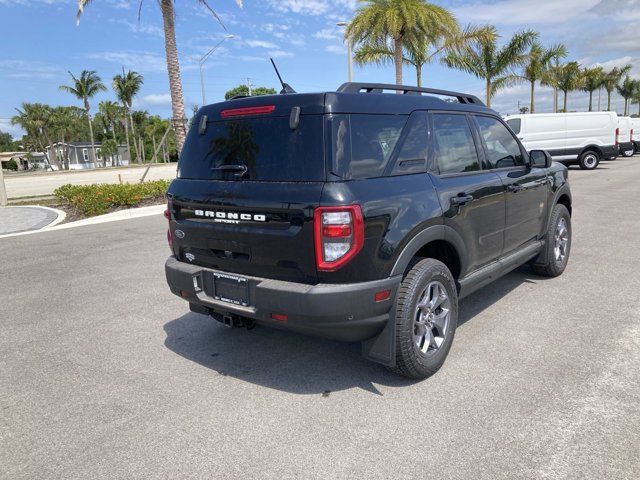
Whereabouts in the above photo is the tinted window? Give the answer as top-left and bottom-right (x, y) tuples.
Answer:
(391, 112), (429, 175)
(475, 116), (525, 169)
(432, 114), (480, 174)
(506, 118), (521, 134)
(178, 115), (324, 181)
(329, 114), (407, 179)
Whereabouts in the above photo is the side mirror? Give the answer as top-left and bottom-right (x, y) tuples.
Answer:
(529, 150), (552, 168)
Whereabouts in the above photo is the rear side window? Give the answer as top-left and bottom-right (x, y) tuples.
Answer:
(475, 116), (525, 169)
(178, 115), (325, 181)
(432, 114), (480, 174)
(506, 118), (521, 134)
(329, 114), (407, 179)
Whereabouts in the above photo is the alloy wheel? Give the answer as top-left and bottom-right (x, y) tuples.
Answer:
(414, 281), (451, 355)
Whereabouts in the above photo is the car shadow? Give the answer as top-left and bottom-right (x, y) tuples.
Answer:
(163, 266), (539, 395)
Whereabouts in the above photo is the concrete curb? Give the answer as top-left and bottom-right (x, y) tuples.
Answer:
(0, 204), (164, 240)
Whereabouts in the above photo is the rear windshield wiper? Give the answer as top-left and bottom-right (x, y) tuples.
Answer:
(211, 164), (248, 177)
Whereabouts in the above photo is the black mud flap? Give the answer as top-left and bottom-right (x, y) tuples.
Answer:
(361, 314), (396, 367)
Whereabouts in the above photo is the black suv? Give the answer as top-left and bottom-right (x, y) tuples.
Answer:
(165, 83), (572, 379)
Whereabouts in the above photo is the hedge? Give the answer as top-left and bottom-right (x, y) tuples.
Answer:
(54, 180), (170, 216)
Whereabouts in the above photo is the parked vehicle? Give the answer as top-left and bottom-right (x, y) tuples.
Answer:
(632, 118), (640, 153)
(165, 82), (573, 379)
(617, 116), (635, 157)
(504, 112), (619, 170)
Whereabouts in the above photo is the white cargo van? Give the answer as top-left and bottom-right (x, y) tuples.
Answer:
(632, 118), (640, 153)
(617, 116), (634, 157)
(504, 112), (619, 170)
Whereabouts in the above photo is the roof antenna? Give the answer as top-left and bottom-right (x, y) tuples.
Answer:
(270, 58), (296, 94)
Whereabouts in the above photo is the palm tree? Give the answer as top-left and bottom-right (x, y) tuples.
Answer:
(50, 106), (85, 169)
(581, 67), (604, 112)
(522, 42), (566, 113)
(59, 70), (106, 166)
(113, 70), (144, 163)
(616, 75), (637, 116)
(632, 82), (640, 117)
(76, 0), (243, 153)
(346, 0), (460, 86)
(11, 103), (60, 169)
(556, 61), (583, 112)
(601, 64), (632, 111)
(354, 24), (496, 87)
(443, 29), (537, 107)
(98, 101), (121, 142)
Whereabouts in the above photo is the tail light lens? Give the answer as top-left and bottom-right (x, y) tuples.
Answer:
(164, 205), (172, 249)
(314, 205), (364, 272)
(615, 127), (620, 145)
(631, 129), (634, 141)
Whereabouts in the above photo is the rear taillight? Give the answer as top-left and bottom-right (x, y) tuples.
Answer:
(631, 129), (634, 141)
(314, 205), (364, 272)
(615, 127), (620, 145)
(164, 206), (172, 249)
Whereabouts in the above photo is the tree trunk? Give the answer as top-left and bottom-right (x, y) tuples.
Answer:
(553, 88), (558, 113)
(530, 81), (535, 113)
(637, 101), (640, 116)
(161, 0), (187, 152)
(393, 37), (403, 87)
(624, 98), (628, 116)
(123, 110), (132, 165)
(485, 79), (491, 108)
(563, 91), (568, 112)
(129, 111), (141, 164)
(416, 65), (422, 87)
(588, 91), (593, 112)
(607, 91), (612, 111)
(85, 103), (98, 168)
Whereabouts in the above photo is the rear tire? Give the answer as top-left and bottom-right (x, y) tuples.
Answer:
(391, 259), (458, 380)
(578, 150), (599, 170)
(622, 147), (634, 157)
(532, 204), (571, 277)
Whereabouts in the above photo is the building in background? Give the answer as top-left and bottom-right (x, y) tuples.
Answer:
(50, 142), (130, 169)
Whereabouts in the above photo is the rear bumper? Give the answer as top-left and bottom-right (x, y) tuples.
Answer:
(165, 256), (401, 342)
(602, 144), (620, 158)
(618, 142), (634, 153)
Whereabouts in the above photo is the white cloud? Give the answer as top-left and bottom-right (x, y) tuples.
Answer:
(246, 39), (279, 49)
(268, 50), (294, 58)
(314, 28), (340, 41)
(325, 45), (346, 55)
(0, 60), (62, 80)
(273, 31), (306, 46)
(87, 50), (168, 73)
(135, 93), (172, 108)
(454, 0), (600, 25)
(116, 19), (164, 38)
(266, 0), (356, 16)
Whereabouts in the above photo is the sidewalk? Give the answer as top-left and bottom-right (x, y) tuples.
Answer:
(0, 206), (65, 235)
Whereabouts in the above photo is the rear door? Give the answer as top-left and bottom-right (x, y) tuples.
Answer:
(471, 114), (549, 254)
(428, 112), (506, 275)
(168, 104), (325, 284)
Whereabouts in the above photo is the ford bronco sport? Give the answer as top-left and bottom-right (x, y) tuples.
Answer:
(165, 82), (572, 379)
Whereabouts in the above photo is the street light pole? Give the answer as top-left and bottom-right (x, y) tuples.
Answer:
(336, 22), (352, 82)
(199, 34), (234, 106)
(0, 162), (8, 207)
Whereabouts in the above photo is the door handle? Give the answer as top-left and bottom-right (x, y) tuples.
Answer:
(507, 184), (523, 193)
(450, 194), (474, 206)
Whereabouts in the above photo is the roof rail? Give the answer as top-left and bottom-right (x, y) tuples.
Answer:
(336, 82), (485, 106)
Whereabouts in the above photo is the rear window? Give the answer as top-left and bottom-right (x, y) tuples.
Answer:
(506, 118), (521, 134)
(178, 115), (324, 181)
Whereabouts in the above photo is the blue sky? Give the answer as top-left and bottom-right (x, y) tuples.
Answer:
(1, 0), (639, 139)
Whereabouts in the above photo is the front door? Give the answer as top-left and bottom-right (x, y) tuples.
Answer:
(472, 114), (550, 254)
(428, 112), (506, 276)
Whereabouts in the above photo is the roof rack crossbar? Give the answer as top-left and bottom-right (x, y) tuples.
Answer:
(336, 82), (484, 106)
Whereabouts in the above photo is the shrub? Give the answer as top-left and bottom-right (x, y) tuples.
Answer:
(4, 159), (18, 171)
(54, 179), (170, 216)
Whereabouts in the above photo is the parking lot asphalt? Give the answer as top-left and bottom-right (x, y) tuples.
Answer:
(1, 158), (639, 479)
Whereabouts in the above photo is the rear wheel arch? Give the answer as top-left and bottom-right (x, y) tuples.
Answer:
(390, 225), (466, 288)
(557, 193), (572, 216)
